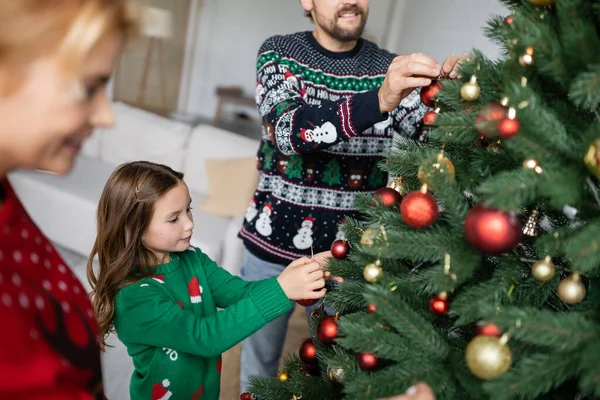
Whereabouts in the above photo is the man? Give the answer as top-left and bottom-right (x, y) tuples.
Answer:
(239, 0), (465, 392)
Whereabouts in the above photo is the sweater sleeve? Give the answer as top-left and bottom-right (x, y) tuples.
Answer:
(114, 278), (292, 358)
(256, 37), (387, 156)
(391, 87), (430, 140)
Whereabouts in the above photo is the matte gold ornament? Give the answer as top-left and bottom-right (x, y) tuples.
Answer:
(388, 177), (410, 196)
(529, 0), (555, 5)
(557, 272), (586, 305)
(531, 256), (556, 282)
(360, 228), (377, 246)
(327, 366), (344, 382)
(418, 152), (456, 190)
(522, 209), (540, 237)
(487, 141), (504, 154)
(461, 75), (481, 101)
(363, 260), (383, 283)
(584, 138), (600, 178)
(292, 395), (303, 400)
(466, 335), (512, 380)
(519, 46), (535, 67)
(277, 371), (289, 381)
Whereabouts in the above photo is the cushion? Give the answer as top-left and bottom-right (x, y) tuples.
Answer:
(196, 157), (258, 218)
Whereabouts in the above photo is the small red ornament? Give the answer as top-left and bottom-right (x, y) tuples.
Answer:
(240, 393), (255, 400)
(475, 136), (490, 148)
(356, 352), (380, 371)
(296, 298), (319, 307)
(423, 109), (439, 126)
(464, 205), (522, 255)
(400, 188), (439, 229)
(498, 117), (520, 138)
(429, 293), (450, 315)
(367, 303), (377, 313)
(475, 102), (508, 138)
(373, 187), (403, 207)
(474, 321), (502, 337)
(420, 81), (442, 107)
(331, 239), (350, 259)
(504, 15), (514, 26)
(299, 338), (318, 366)
(317, 316), (339, 345)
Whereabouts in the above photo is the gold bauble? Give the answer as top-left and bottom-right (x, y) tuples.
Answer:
(557, 273), (586, 305)
(461, 76), (481, 101)
(277, 371), (289, 381)
(360, 228), (377, 247)
(519, 46), (535, 67)
(388, 177), (409, 196)
(327, 366), (344, 382)
(417, 153), (456, 190)
(465, 335), (512, 380)
(487, 141), (504, 154)
(529, 0), (555, 5)
(363, 261), (383, 283)
(584, 138), (600, 178)
(292, 395), (302, 400)
(531, 256), (556, 282)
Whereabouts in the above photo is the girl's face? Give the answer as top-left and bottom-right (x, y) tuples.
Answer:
(0, 32), (122, 175)
(143, 182), (195, 263)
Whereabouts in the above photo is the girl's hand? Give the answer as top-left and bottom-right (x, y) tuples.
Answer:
(277, 256), (327, 300)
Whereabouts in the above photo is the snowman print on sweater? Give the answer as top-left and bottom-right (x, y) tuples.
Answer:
(255, 203), (274, 237)
(293, 216), (316, 250)
(245, 198), (258, 222)
(300, 121), (338, 144)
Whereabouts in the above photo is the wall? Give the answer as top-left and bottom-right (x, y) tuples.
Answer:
(391, 0), (508, 62)
(180, 0), (396, 120)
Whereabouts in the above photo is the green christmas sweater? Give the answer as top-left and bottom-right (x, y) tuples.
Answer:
(113, 247), (293, 400)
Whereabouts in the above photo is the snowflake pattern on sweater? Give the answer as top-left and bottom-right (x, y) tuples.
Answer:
(239, 31), (429, 263)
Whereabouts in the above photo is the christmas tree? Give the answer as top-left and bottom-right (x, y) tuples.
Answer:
(286, 155), (304, 179)
(323, 158), (342, 186)
(245, 0), (600, 399)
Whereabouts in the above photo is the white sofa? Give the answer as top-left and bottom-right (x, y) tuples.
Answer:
(9, 101), (259, 276)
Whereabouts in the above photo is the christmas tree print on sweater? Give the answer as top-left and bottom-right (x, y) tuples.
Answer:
(285, 154), (304, 179)
(323, 159), (341, 186)
(152, 379), (172, 400)
(293, 216), (315, 250)
(188, 277), (203, 304)
(255, 204), (273, 237)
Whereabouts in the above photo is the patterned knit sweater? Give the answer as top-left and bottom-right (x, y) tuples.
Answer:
(239, 31), (429, 264)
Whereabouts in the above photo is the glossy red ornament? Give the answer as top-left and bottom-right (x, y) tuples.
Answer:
(240, 393), (255, 400)
(373, 187), (403, 207)
(464, 205), (522, 255)
(400, 190), (439, 229)
(299, 338), (318, 366)
(296, 298), (319, 307)
(475, 136), (490, 148)
(429, 294), (450, 315)
(367, 303), (377, 313)
(423, 109), (439, 126)
(498, 117), (520, 138)
(420, 81), (442, 107)
(474, 321), (502, 337)
(475, 102), (508, 138)
(504, 15), (514, 26)
(356, 352), (380, 371)
(331, 239), (350, 259)
(317, 316), (339, 345)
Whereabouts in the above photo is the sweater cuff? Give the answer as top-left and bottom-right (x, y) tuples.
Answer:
(249, 278), (294, 322)
(338, 89), (387, 138)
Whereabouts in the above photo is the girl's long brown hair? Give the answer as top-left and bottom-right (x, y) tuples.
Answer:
(88, 161), (184, 348)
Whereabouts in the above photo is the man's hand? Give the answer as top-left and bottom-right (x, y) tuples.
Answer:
(378, 383), (435, 400)
(440, 53), (471, 79)
(378, 53), (441, 114)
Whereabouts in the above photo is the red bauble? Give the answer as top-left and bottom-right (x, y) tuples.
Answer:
(367, 303), (377, 313)
(299, 338), (318, 366)
(420, 81), (442, 107)
(240, 393), (255, 400)
(474, 321), (502, 337)
(429, 294), (450, 315)
(475, 102), (508, 138)
(504, 15), (514, 26)
(475, 136), (490, 148)
(423, 109), (439, 126)
(331, 239), (350, 259)
(400, 191), (439, 229)
(356, 352), (380, 371)
(296, 298), (319, 307)
(498, 117), (520, 138)
(373, 187), (403, 207)
(464, 205), (522, 255)
(317, 316), (339, 345)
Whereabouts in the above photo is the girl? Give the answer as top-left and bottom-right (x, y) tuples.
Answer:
(0, 1), (136, 398)
(88, 161), (330, 400)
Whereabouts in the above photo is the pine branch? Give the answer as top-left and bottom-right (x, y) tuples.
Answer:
(477, 168), (539, 210)
(571, 65), (600, 112)
(327, 281), (368, 314)
(579, 340), (600, 397)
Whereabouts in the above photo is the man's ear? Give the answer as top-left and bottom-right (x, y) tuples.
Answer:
(300, 0), (314, 14)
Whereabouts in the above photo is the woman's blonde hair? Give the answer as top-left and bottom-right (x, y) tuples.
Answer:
(0, 0), (138, 93)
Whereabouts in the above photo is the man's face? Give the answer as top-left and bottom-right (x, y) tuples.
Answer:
(310, 0), (369, 42)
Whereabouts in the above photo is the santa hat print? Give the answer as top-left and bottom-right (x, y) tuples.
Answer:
(303, 216), (316, 224)
(300, 128), (312, 143)
(152, 379), (172, 400)
(301, 88), (307, 99)
(188, 277), (203, 304)
(285, 71), (298, 86)
(264, 203), (273, 212)
(151, 275), (165, 284)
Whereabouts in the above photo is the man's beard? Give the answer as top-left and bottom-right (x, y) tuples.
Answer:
(314, 5), (368, 42)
